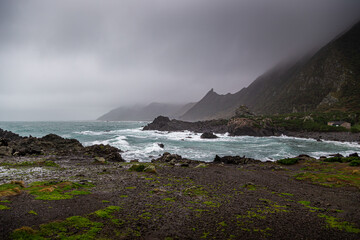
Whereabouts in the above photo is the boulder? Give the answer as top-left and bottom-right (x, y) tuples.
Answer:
(200, 132), (218, 139)
(214, 155), (261, 164)
(330, 153), (344, 158)
(349, 153), (359, 157)
(84, 144), (124, 162)
(296, 154), (316, 161)
(158, 143), (165, 148)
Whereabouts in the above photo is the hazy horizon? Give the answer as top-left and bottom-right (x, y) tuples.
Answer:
(1, 0), (360, 121)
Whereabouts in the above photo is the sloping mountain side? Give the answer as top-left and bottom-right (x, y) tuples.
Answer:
(98, 102), (195, 121)
(181, 21), (360, 121)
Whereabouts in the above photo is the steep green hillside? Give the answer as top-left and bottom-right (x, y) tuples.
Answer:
(181, 21), (360, 121)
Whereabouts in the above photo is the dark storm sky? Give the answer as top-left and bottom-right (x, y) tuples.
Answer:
(0, 0), (359, 120)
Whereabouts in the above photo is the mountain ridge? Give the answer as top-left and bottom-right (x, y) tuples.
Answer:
(98, 102), (195, 121)
(180, 20), (360, 121)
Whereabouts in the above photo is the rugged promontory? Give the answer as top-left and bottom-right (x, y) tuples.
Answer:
(143, 116), (279, 137)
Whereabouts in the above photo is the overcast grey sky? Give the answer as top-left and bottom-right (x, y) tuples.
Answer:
(0, 0), (359, 120)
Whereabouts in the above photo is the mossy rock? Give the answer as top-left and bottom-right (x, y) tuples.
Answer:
(129, 164), (146, 172)
(277, 158), (299, 165)
(144, 165), (157, 174)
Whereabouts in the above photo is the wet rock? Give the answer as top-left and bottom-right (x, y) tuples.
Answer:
(214, 155), (261, 164)
(349, 152), (359, 157)
(143, 116), (171, 131)
(330, 153), (344, 158)
(180, 163), (189, 167)
(155, 152), (182, 162)
(158, 143), (165, 148)
(200, 132), (218, 139)
(0, 128), (23, 141)
(84, 144), (124, 162)
(296, 154), (316, 161)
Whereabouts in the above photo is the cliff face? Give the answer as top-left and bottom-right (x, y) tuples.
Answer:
(181, 21), (360, 121)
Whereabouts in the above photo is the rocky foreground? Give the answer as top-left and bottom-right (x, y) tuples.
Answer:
(0, 129), (360, 239)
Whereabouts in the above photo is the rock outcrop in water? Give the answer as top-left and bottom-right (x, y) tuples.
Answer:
(200, 132), (218, 139)
(0, 128), (124, 161)
(143, 116), (279, 137)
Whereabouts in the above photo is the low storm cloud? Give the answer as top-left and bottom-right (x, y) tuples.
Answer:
(1, 0), (360, 120)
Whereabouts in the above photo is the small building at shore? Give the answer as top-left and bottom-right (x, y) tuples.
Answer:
(327, 121), (351, 129)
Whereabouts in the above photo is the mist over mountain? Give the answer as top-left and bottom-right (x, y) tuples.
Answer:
(98, 102), (195, 121)
(180, 20), (360, 121)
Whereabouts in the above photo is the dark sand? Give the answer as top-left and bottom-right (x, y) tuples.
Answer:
(0, 155), (359, 239)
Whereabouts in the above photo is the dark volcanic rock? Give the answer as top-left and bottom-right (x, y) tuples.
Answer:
(214, 155), (261, 164)
(11, 134), (84, 156)
(143, 116), (171, 131)
(84, 144), (124, 162)
(0, 128), (124, 160)
(0, 128), (23, 141)
(227, 118), (276, 136)
(152, 152), (201, 166)
(349, 152), (359, 157)
(158, 143), (165, 148)
(143, 116), (278, 137)
(0, 138), (9, 146)
(200, 132), (218, 139)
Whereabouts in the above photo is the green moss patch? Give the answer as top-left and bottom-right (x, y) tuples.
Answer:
(94, 206), (121, 219)
(0, 204), (10, 210)
(235, 198), (287, 235)
(129, 164), (146, 172)
(12, 216), (103, 240)
(277, 158), (299, 165)
(184, 186), (208, 196)
(28, 210), (38, 215)
(297, 201), (323, 212)
(318, 214), (360, 233)
(0, 182), (24, 198)
(26, 181), (94, 200)
(0, 160), (59, 168)
(295, 172), (360, 188)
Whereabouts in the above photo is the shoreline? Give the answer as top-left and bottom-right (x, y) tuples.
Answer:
(143, 116), (360, 144)
(0, 128), (360, 239)
(284, 131), (360, 143)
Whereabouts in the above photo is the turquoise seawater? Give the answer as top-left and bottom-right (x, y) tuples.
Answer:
(1, 121), (359, 162)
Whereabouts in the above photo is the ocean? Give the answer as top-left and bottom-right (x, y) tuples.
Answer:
(1, 121), (359, 162)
